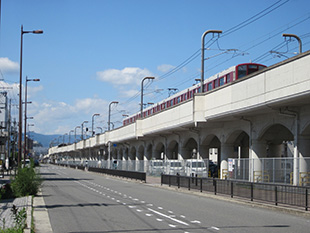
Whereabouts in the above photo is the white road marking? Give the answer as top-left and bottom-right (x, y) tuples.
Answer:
(169, 224), (176, 228)
(210, 226), (220, 231)
(158, 207), (163, 209)
(145, 214), (153, 216)
(156, 218), (163, 222)
(190, 220), (201, 224)
(180, 215), (186, 218)
(129, 206), (136, 208)
(148, 208), (189, 226)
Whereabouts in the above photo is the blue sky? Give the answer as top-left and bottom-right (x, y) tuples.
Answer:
(0, 0), (309, 136)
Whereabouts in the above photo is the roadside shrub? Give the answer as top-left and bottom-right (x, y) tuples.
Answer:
(0, 184), (14, 200)
(10, 167), (41, 197)
(0, 205), (27, 233)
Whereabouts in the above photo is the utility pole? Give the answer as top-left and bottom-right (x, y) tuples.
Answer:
(6, 99), (11, 170)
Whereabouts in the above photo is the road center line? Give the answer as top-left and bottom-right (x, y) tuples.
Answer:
(148, 208), (189, 226)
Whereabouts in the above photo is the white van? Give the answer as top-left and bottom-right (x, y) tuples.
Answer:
(165, 160), (184, 175)
(185, 159), (207, 177)
(149, 160), (165, 175)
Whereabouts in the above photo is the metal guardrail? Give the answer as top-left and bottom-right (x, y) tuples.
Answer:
(53, 163), (146, 182)
(88, 167), (146, 182)
(161, 174), (309, 211)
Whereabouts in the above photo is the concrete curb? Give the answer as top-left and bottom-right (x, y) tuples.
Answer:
(33, 190), (53, 233)
(24, 196), (32, 233)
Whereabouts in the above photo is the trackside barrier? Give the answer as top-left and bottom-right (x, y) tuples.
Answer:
(88, 167), (146, 182)
(161, 174), (309, 211)
(52, 163), (146, 182)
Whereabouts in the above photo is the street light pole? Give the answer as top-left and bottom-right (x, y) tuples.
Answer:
(24, 77), (40, 161)
(141, 77), (155, 118)
(63, 133), (68, 144)
(18, 25), (43, 167)
(282, 33), (302, 54)
(81, 121), (88, 140)
(108, 101), (118, 131)
(74, 126), (80, 143)
(201, 30), (222, 93)
(91, 113), (100, 136)
(68, 130), (74, 144)
(97, 127), (103, 134)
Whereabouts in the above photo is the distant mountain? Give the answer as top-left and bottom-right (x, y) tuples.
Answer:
(30, 132), (61, 148)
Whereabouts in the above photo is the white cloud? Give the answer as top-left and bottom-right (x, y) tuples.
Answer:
(157, 64), (175, 73)
(96, 67), (153, 86)
(28, 97), (108, 134)
(0, 57), (19, 73)
(120, 89), (139, 98)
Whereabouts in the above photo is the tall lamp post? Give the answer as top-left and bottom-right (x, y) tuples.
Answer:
(97, 127), (103, 134)
(63, 133), (68, 144)
(91, 113), (100, 136)
(108, 101), (118, 131)
(24, 77), (40, 160)
(141, 77), (155, 118)
(74, 126), (80, 143)
(18, 25), (43, 167)
(81, 121), (88, 140)
(282, 33), (302, 54)
(68, 130), (74, 144)
(201, 30), (222, 93)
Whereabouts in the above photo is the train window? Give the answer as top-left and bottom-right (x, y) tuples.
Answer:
(198, 87), (201, 93)
(237, 65), (247, 79)
(219, 77), (225, 86)
(207, 82), (212, 91)
(226, 73), (231, 83)
(214, 79), (219, 88)
(177, 97), (181, 103)
(248, 65), (257, 69)
(248, 65), (258, 75)
(258, 65), (265, 70)
(170, 99), (173, 106)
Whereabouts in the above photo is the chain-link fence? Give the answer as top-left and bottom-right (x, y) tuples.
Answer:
(227, 157), (310, 186)
(57, 157), (310, 186)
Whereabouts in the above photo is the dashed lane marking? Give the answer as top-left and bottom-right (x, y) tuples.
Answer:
(148, 208), (189, 226)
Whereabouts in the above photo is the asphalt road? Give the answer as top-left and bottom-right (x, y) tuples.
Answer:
(39, 164), (310, 233)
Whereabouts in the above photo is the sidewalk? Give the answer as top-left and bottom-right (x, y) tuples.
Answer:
(0, 173), (32, 232)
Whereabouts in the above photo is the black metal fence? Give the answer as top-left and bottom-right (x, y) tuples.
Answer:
(161, 174), (309, 211)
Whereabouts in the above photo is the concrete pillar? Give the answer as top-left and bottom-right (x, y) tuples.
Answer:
(298, 136), (310, 185)
(220, 144), (234, 179)
(177, 143), (182, 160)
(251, 140), (266, 182)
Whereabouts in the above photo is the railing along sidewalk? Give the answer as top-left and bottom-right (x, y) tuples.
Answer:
(161, 174), (309, 211)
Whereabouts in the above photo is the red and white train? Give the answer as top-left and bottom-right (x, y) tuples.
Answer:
(123, 63), (266, 126)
